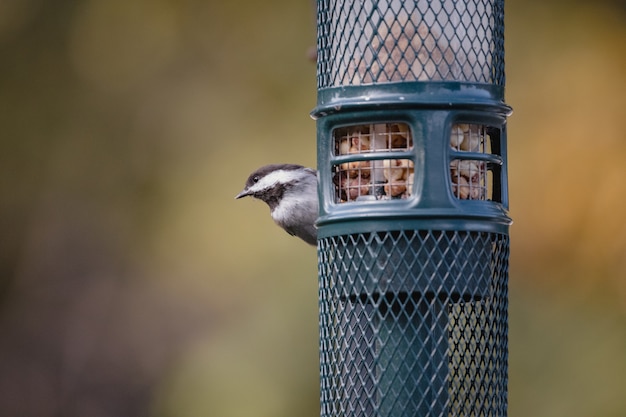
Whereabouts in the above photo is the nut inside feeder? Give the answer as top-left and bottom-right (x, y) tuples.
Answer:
(333, 123), (414, 203)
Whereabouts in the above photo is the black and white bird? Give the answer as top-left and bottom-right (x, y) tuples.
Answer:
(235, 164), (318, 245)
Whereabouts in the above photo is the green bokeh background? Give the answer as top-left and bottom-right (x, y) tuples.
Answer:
(0, 0), (625, 416)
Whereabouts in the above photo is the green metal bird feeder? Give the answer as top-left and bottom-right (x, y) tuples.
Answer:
(313, 0), (512, 416)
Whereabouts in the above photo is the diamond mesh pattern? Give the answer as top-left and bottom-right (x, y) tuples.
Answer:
(317, 0), (505, 88)
(318, 230), (508, 416)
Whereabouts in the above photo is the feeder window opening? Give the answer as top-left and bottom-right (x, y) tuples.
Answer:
(449, 123), (501, 202)
(333, 123), (414, 203)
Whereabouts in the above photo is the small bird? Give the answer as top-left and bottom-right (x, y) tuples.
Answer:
(235, 164), (318, 245)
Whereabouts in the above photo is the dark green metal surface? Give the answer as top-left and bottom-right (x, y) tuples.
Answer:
(315, 1), (511, 416)
(318, 231), (509, 416)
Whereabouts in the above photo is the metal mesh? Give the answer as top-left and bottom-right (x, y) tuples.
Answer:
(333, 123), (414, 202)
(317, 0), (505, 88)
(329, 121), (505, 204)
(318, 230), (508, 417)
(450, 123), (501, 202)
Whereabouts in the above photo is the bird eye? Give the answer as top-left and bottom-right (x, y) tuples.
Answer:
(253, 176), (260, 183)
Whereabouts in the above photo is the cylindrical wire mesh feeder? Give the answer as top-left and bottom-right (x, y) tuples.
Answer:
(313, 1), (512, 416)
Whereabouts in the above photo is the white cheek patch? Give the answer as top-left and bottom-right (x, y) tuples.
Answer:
(247, 169), (301, 194)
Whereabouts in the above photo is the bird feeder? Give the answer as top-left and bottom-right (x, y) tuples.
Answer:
(313, 0), (512, 416)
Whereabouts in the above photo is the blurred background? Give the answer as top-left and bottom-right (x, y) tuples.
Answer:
(0, 0), (624, 416)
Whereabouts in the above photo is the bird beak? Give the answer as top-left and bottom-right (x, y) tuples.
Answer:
(235, 188), (251, 199)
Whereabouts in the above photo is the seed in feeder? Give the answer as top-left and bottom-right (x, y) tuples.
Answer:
(383, 159), (414, 198)
(383, 159), (413, 182)
(460, 125), (483, 152)
(350, 135), (370, 151)
(339, 138), (351, 155)
(335, 172), (371, 201)
(388, 123), (409, 149)
(450, 124), (465, 149)
(346, 176), (371, 200)
(451, 174), (482, 200)
(406, 172), (414, 197)
(452, 175), (470, 200)
(450, 159), (482, 182)
(384, 180), (407, 197)
(338, 128), (370, 154)
(347, 160), (370, 178)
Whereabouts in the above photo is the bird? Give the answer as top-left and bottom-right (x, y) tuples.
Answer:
(235, 164), (318, 245)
